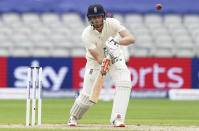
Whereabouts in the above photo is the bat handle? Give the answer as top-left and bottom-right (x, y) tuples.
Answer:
(102, 58), (110, 73)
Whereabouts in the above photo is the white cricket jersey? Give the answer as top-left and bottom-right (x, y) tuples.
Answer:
(81, 18), (126, 62)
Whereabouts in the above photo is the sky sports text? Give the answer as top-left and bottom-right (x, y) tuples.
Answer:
(11, 59), (190, 90)
(79, 63), (187, 89)
(13, 60), (69, 91)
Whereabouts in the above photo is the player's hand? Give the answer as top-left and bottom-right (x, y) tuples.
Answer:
(105, 37), (120, 50)
(100, 58), (110, 76)
(103, 48), (118, 64)
(107, 49), (119, 64)
(105, 37), (120, 64)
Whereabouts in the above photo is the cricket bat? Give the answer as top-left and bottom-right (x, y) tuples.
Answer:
(89, 57), (111, 104)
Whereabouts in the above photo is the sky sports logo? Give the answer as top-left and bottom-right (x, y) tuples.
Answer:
(77, 63), (188, 90)
(0, 57), (198, 90)
(14, 60), (69, 91)
(129, 64), (184, 89)
(127, 58), (191, 90)
(6, 58), (73, 90)
(74, 58), (192, 90)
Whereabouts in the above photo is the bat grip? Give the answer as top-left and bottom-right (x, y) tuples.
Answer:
(102, 59), (110, 73)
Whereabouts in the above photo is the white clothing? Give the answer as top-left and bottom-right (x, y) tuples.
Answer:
(81, 59), (131, 96)
(82, 18), (126, 62)
(70, 17), (132, 125)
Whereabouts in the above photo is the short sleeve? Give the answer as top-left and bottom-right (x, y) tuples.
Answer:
(81, 30), (96, 50)
(111, 18), (126, 33)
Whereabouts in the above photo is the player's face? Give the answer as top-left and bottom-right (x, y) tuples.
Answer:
(89, 15), (104, 29)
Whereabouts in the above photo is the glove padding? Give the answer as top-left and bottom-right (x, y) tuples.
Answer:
(105, 37), (120, 50)
(105, 37), (120, 64)
(107, 49), (119, 64)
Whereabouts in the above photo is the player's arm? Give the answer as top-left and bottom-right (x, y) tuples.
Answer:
(111, 18), (135, 46)
(82, 31), (103, 64)
(119, 29), (135, 46)
(88, 48), (103, 64)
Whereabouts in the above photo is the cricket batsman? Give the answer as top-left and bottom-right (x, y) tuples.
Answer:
(68, 3), (135, 127)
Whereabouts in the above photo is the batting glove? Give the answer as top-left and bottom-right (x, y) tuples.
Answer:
(105, 37), (120, 50)
(104, 48), (119, 64)
(105, 37), (121, 64)
(108, 49), (119, 64)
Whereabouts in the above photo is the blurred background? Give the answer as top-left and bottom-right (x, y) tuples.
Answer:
(0, 0), (199, 100)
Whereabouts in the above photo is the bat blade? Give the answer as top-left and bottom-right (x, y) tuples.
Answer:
(89, 74), (106, 104)
(89, 58), (110, 104)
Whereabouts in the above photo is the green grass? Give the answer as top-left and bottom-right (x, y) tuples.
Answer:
(0, 98), (199, 130)
(0, 129), (141, 131)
